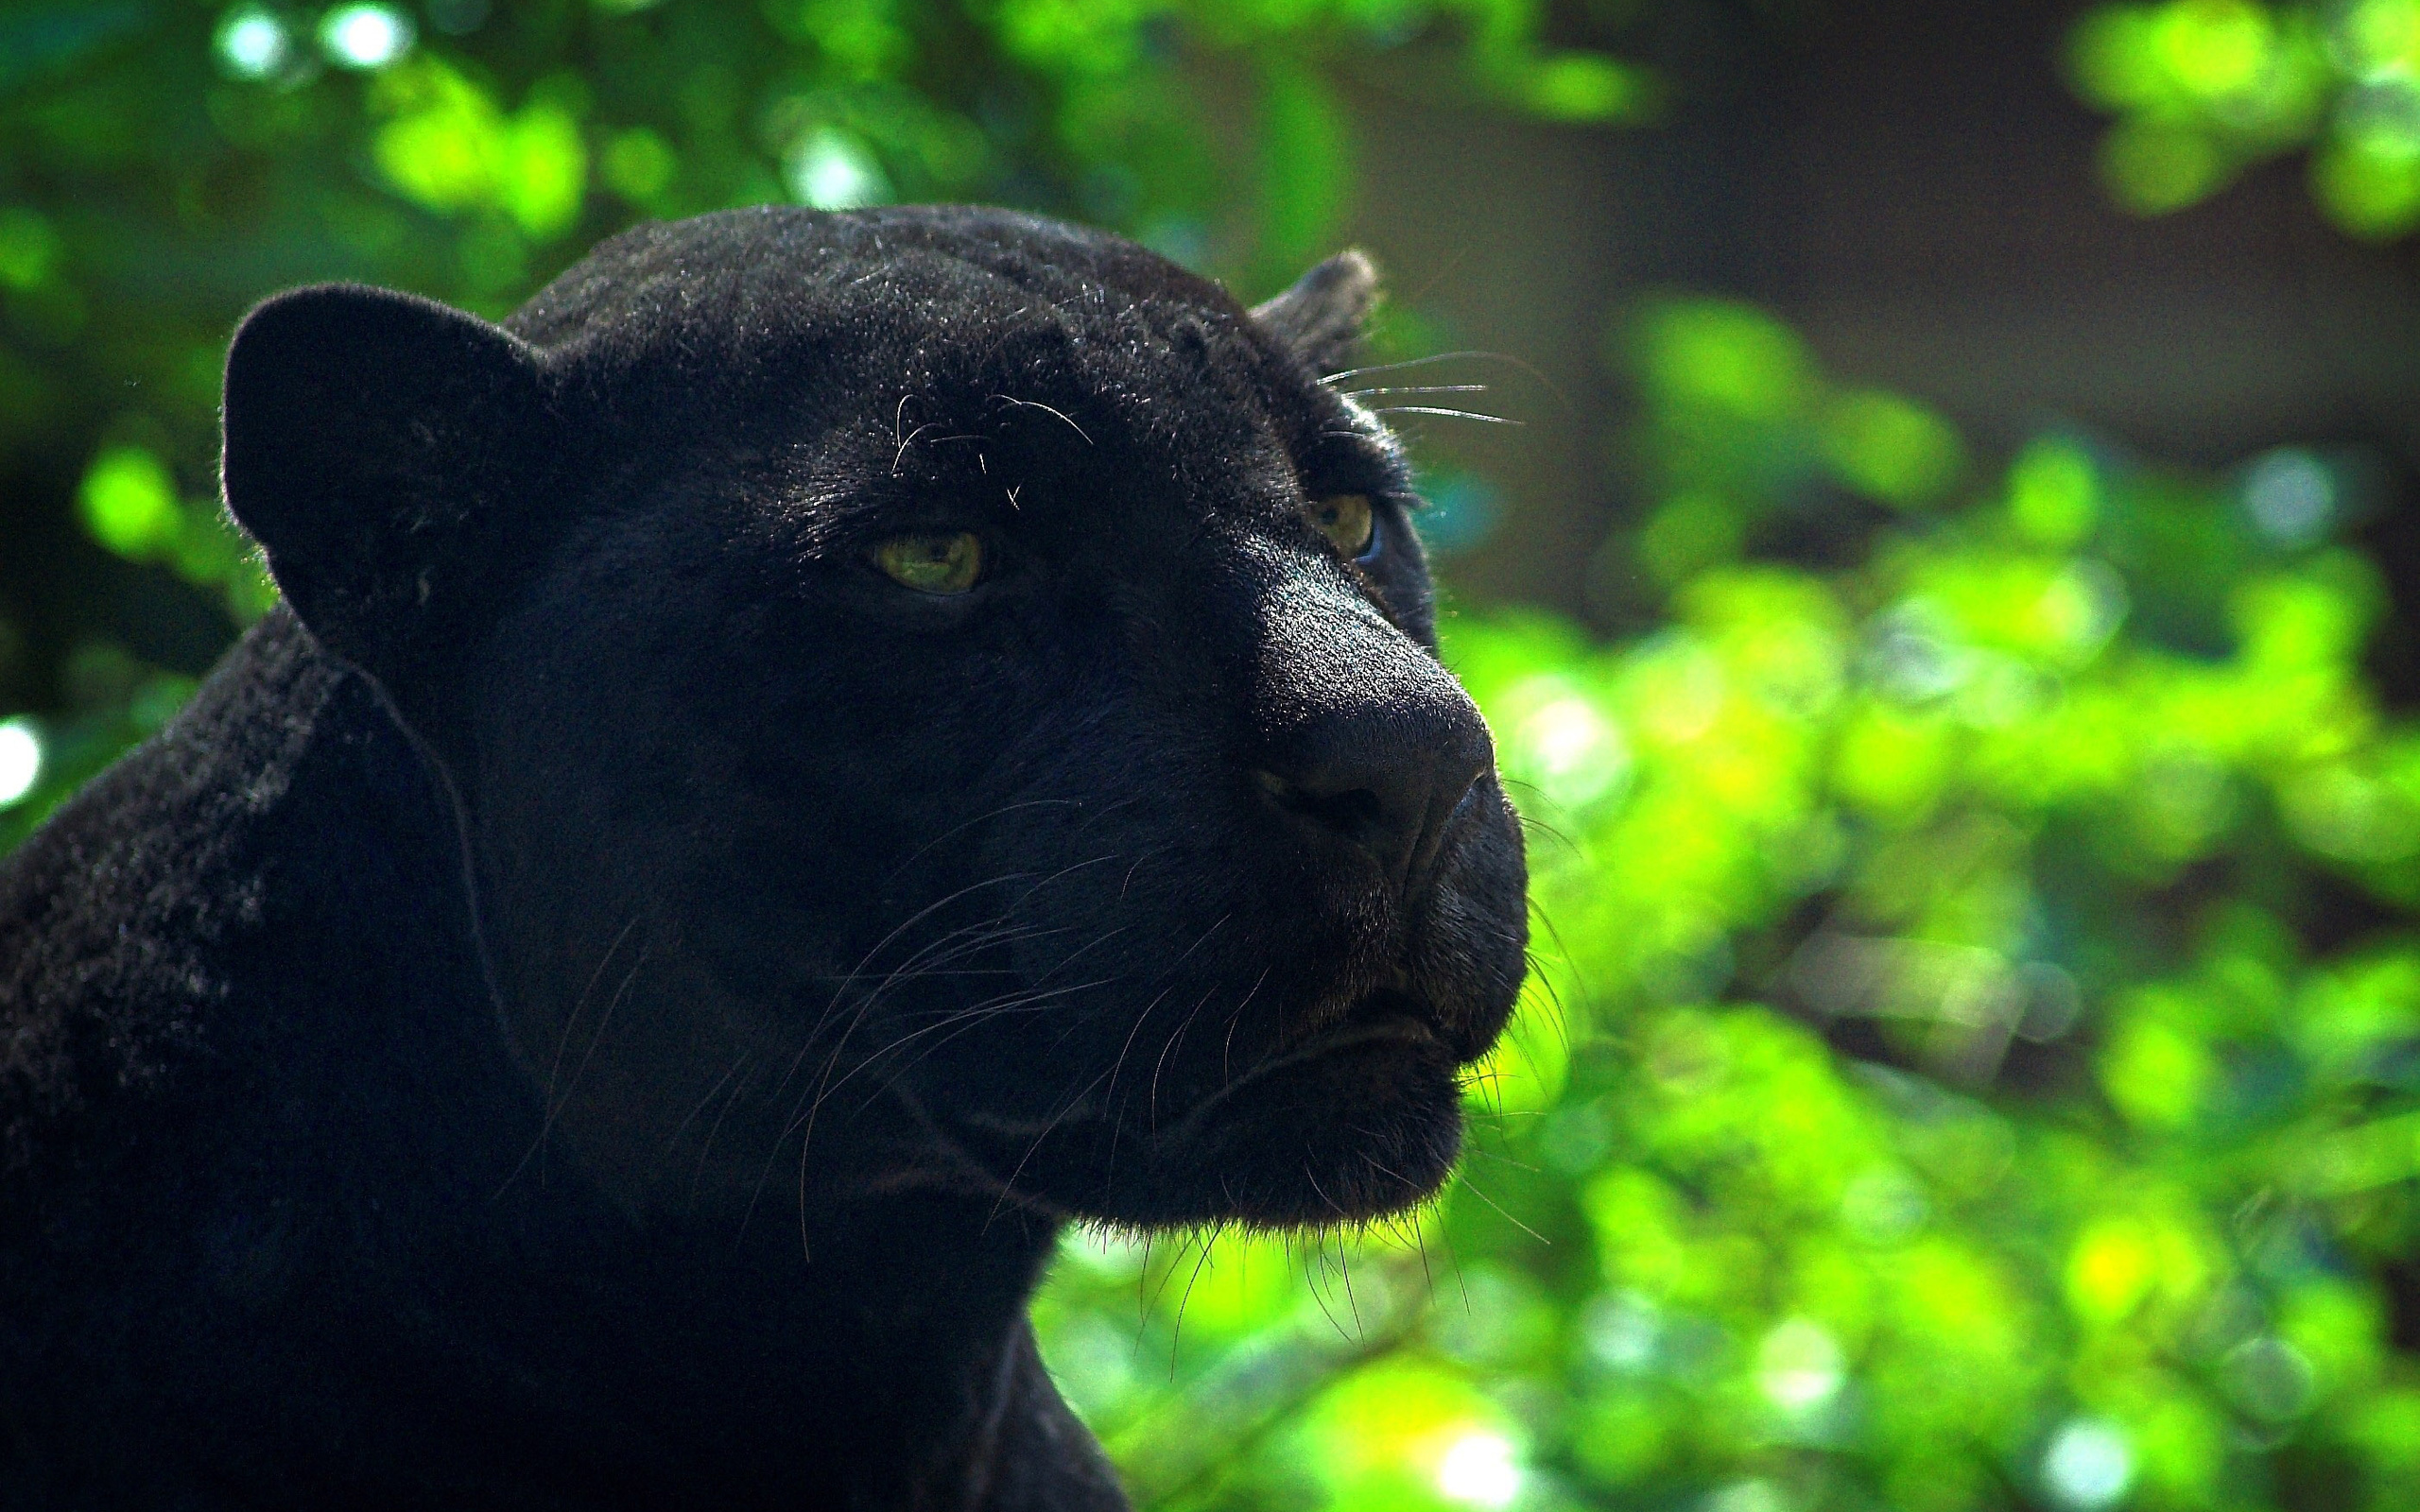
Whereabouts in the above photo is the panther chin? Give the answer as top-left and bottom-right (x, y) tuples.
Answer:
(1149, 992), (1476, 1226)
(947, 988), (1495, 1229)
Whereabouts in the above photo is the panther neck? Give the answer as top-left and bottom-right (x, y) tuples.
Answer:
(0, 610), (1124, 1509)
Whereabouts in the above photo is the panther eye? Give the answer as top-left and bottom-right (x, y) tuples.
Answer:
(1305, 493), (1375, 558)
(873, 532), (984, 594)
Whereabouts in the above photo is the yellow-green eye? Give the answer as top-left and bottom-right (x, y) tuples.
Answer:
(1306, 493), (1375, 558)
(873, 532), (984, 594)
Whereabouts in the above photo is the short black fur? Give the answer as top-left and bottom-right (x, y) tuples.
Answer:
(0, 206), (1526, 1508)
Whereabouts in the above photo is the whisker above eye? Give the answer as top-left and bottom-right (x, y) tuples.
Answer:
(1321, 348), (1573, 411)
(1319, 349), (1511, 383)
(1371, 405), (1525, 426)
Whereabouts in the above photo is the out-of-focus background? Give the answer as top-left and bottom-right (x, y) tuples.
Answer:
(13, 1), (2420, 1506)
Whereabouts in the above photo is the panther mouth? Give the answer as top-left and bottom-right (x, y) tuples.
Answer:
(1262, 983), (1465, 1072)
(934, 982), (1473, 1226)
(1090, 986), (1470, 1223)
(1166, 990), (1441, 1130)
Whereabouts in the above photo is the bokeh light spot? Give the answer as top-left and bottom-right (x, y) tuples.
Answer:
(214, 7), (290, 79)
(1820, 388), (1965, 507)
(601, 129), (679, 202)
(1705, 1481), (1787, 1512)
(1841, 1166), (1929, 1243)
(1630, 300), (1813, 421)
(78, 447), (182, 561)
(0, 209), (60, 293)
(1582, 1290), (1661, 1373)
(2008, 438), (2100, 546)
(2341, 75), (2420, 160)
(2241, 447), (2336, 544)
(786, 129), (891, 210)
(2100, 116), (2231, 213)
(319, 4), (415, 69)
(1755, 1318), (1845, 1412)
(1512, 695), (1630, 811)
(2223, 1335), (2317, 1420)
(1418, 472), (1502, 557)
(2153, 0), (2272, 97)
(2315, 136), (2420, 235)
(0, 720), (42, 809)
(2042, 1417), (2134, 1508)
(1435, 1431), (1522, 1508)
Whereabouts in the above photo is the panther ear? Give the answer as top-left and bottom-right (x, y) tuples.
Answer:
(222, 283), (554, 722)
(1250, 249), (1379, 376)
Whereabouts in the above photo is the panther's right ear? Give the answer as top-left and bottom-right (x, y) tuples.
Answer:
(222, 283), (554, 724)
(1251, 249), (1379, 377)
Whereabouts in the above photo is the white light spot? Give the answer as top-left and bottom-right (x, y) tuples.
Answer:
(786, 129), (891, 211)
(1512, 695), (1628, 810)
(0, 719), (42, 809)
(2043, 1417), (2134, 1509)
(216, 7), (290, 78)
(2242, 448), (2335, 546)
(1755, 1318), (1844, 1413)
(320, 4), (414, 69)
(1435, 1431), (1522, 1509)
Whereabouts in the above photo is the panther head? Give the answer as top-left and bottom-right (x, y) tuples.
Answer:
(220, 205), (1528, 1232)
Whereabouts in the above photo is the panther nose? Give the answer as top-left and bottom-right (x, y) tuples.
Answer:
(1254, 696), (1494, 898)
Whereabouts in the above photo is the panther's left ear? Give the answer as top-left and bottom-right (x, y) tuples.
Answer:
(1251, 249), (1379, 376)
(222, 282), (557, 729)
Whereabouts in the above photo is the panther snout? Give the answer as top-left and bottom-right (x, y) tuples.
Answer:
(1248, 711), (1490, 890)
(1251, 676), (1495, 900)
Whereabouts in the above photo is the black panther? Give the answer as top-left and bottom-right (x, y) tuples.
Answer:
(0, 206), (1526, 1508)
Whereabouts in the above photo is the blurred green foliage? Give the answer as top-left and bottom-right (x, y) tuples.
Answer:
(2065, 0), (2420, 238)
(10, 6), (2420, 1512)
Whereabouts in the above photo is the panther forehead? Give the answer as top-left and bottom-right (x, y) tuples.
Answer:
(512, 220), (1409, 556)
(509, 205), (1265, 372)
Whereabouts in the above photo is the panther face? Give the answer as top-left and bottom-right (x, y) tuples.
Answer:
(222, 206), (1527, 1232)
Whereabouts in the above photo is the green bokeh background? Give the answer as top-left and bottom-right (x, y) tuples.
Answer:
(9, 2), (2420, 1509)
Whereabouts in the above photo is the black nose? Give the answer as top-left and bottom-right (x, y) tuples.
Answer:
(1254, 685), (1494, 898)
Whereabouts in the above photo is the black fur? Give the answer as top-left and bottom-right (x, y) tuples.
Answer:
(0, 206), (1527, 1507)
